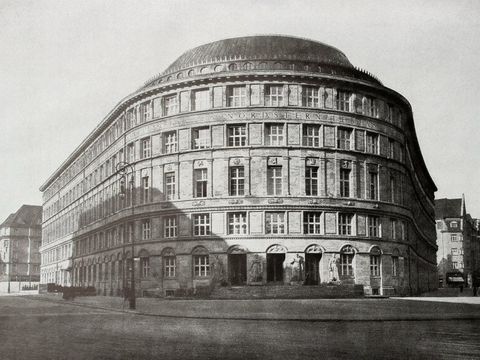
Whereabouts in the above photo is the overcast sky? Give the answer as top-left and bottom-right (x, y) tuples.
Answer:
(0, 0), (479, 222)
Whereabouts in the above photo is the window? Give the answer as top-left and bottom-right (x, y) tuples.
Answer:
(452, 261), (459, 269)
(164, 172), (176, 200)
(392, 256), (399, 277)
(163, 216), (177, 238)
(193, 214), (210, 236)
(192, 127), (210, 149)
(304, 212), (321, 234)
(139, 102), (151, 122)
(451, 248), (458, 255)
(192, 89), (210, 111)
(227, 125), (247, 147)
(391, 219), (397, 240)
(142, 219), (151, 240)
(368, 171), (378, 200)
(265, 212), (285, 234)
(193, 255), (210, 277)
(336, 91), (351, 111)
(366, 133), (378, 154)
(141, 138), (151, 158)
(164, 253), (176, 278)
(368, 216), (380, 237)
(450, 221), (458, 228)
(302, 86), (320, 107)
(370, 254), (380, 276)
(164, 95), (178, 116)
(340, 245), (354, 276)
(337, 128), (352, 150)
(267, 166), (282, 195)
(451, 234), (458, 242)
(339, 168), (351, 197)
(126, 108), (136, 128)
(338, 214), (353, 235)
(163, 131), (177, 153)
(303, 125), (321, 147)
(305, 167), (318, 196)
(229, 167), (245, 196)
(127, 143), (135, 163)
(142, 176), (150, 203)
(194, 168), (208, 198)
(228, 212), (247, 235)
(401, 221), (406, 241)
(390, 176), (396, 203)
(389, 139), (395, 159)
(141, 257), (150, 278)
(265, 124), (284, 145)
(227, 86), (246, 107)
(265, 85), (284, 106)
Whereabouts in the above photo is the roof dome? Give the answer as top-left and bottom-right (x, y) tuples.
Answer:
(162, 35), (354, 74)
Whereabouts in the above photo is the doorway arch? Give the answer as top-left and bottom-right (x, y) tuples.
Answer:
(227, 245), (248, 285)
(266, 245), (287, 283)
(304, 244), (323, 285)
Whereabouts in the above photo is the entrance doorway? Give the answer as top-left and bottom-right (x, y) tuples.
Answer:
(228, 254), (247, 285)
(267, 253), (285, 283)
(305, 253), (322, 285)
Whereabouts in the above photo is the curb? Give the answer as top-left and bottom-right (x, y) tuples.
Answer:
(23, 295), (480, 323)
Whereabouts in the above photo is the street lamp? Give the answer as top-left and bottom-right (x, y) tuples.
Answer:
(116, 161), (136, 310)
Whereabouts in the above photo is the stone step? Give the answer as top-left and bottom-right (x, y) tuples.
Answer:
(210, 284), (364, 299)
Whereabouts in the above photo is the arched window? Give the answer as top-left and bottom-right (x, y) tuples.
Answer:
(163, 248), (176, 278)
(370, 246), (381, 277)
(214, 65), (223, 72)
(187, 69), (195, 77)
(340, 245), (355, 277)
(192, 246), (210, 277)
(228, 63), (238, 71)
(176, 72), (183, 79)
(243, 62), (253, 70)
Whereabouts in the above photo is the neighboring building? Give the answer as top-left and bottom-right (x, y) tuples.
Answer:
(39, 35), (437, 297)
(436, 196), (480, 287)
(0, 205), (42, 293)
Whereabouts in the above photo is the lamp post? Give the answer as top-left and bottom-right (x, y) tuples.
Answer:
(116, 161), (136, 310)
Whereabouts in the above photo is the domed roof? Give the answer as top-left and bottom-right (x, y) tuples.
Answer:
(163, 35), (354, 74)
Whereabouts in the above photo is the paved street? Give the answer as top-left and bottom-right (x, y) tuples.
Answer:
(0, 296), (479, 359)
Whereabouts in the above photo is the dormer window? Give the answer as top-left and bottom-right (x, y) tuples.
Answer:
(450, 221), (458, 228)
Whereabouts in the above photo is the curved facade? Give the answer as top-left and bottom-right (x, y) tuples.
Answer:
(39, 35), (437, 296)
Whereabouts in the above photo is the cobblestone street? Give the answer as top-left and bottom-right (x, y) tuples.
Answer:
(0, 295), (479, 359)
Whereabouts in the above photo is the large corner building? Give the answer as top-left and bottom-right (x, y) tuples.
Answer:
(39, 35), (437, 296)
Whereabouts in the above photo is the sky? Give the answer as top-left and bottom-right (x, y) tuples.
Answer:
(0, 0), (479, 222)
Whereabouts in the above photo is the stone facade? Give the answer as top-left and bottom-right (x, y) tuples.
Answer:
(0, 205), (42, 292)
(39, 35), (437, 297)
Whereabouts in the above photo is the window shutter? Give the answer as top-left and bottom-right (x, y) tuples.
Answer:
(355, 129), (365, 151)
(357, 214), (366, 235)
(180, 91), (190, 112)
(288, 85), (299, 106)
(324, 212), (336, 234)
(153, 97), (162, 118)
(213, 87), (223, 108)
(323, 126), (335, 147)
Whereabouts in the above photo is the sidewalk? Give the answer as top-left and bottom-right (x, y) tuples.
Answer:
(27, 293), (480, 322)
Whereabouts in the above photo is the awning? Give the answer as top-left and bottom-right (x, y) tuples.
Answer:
(447, 276), (464, 282)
